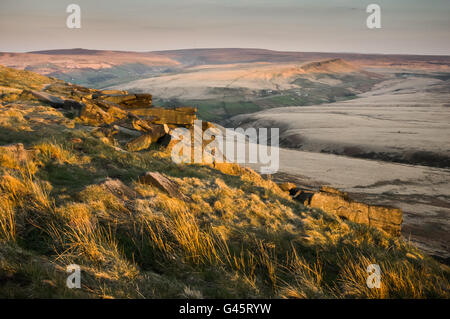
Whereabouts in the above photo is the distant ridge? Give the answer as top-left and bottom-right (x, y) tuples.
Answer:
(28, 48), (105, 55)
(300, 58), (360, 73)
(0, 48), (448, 89)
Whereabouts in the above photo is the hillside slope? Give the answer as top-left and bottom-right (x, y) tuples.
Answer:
(0, 65), (448, 298)
(114, 58), (383, 122)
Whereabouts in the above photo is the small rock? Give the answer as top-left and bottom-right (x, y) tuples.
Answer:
(79, 101), (127, 126)
(99, 89), (128, 95)
(28, 90), (65, 107)
(291, 189), (315, 205)
(138, 172), (190, 201)
(126, 134), (153, 152)
(113, 125), (142, 137)
(130, 107), (197, 126)
(279, 182), (296, 192)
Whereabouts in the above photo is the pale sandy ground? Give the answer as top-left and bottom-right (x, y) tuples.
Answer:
(224, 76), (450, 262)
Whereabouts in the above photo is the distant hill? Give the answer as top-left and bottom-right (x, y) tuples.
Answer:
(0, 48), (449, 121)
(153, 48), (450, 68)
(0, 48), (449, 87)
(113, 57), (384, 122)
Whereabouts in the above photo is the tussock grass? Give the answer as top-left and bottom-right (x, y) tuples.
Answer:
(0, 195), (15, 242)
(34, 141), (86, 165)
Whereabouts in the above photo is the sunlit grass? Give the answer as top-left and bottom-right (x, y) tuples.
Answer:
(0, 100), (448, 299)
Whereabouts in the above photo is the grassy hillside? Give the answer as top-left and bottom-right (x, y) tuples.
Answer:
(0, 65), (449, 298)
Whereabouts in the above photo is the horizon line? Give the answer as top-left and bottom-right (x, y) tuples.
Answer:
(1, 47), (449, 58)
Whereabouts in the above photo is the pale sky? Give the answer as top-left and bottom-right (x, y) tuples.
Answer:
(0, 0), (449, 54)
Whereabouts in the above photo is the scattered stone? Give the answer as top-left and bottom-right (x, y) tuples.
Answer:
(138, 172), (190, 201)
(79, 102), (112, 125)
(94, 93), (152, 109)
(130, 107), (197, 126)
(125, 122), (169, 151)
(67, 84), (97, 95)
(99, 178), (138, 200)
(79, 101), (127, 126)
(28, 90), (65, 107)
(279, 182), (296, 192)
(132, 119), (170, 136)
(126, 134), (153, 152)
(113, 125), (142, 137)
(131, 118), (170, 135)
(71, 138), (83, 144)
(100, 89), (128, 95)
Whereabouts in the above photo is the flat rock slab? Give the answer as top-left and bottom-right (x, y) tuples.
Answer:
(138, 172), (190, 201)
(130, 107), (197, 126)
(94, 93), (152, 109)
(307, 188), (403, 236)
(29, 90), (65, 107)
(126, 134), (153, 152)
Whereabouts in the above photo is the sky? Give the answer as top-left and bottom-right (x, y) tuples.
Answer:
(0, 0), (449, 55)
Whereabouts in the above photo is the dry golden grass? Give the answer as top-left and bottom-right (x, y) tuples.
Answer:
(33, 140), (90, 166)
(0, 195), (15, 242)
(0, 100), (448, 299)
(336, 252), (449, 298)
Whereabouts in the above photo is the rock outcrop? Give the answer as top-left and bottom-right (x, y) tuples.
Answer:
(282, 184), (403, 236)
(130, 107), (197, 126)
(27, 90), (65, 107)
(12, 84), (200, 151)
(126, 134), (154, 152)
(92, 92), (152, 109)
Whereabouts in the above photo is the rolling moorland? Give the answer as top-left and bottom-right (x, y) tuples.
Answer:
(0, 49), (449, 298)
(2, 48), (449, 122)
